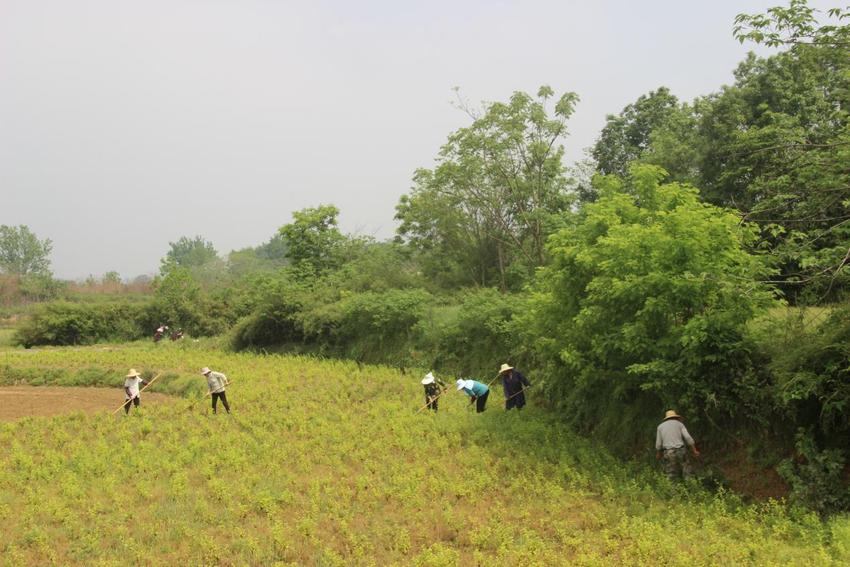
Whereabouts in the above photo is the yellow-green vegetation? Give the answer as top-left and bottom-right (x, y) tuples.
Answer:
(1, 344), (849, 566)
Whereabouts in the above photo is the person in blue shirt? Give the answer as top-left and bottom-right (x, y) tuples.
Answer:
(456, 379), (490, 413)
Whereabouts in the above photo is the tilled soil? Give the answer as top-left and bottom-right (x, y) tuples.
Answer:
(0, 386), (173, 420)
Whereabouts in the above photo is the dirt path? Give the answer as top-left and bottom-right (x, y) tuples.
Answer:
(0, 386), (174, 421)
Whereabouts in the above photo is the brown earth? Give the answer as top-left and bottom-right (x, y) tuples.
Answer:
(0, 386), (173, 421)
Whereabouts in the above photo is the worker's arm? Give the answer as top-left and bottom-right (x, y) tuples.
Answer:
(681, 424), (700, 456)
(519, 372), (530, 388)
(655, 428), (662, 459)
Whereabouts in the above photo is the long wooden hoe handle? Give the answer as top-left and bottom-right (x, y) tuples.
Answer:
(415, 388), (449, 414)
(504, 384), (532, 403)
(112, 372), (162, 415)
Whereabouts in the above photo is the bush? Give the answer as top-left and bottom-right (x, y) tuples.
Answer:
(525, 165), (776, 450)
(420, 288), (523, 377)
(13, 301), (147, 347)
(777, 430), (850, 516)
(336, 288), (433, 365)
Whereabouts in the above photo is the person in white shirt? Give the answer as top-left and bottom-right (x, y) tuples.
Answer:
(201, 367), (231, 414)
(123, 368), (149, 415)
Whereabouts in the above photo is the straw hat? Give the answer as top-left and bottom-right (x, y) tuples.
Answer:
(456, 379), (467, 390)
(664, 409), (682, 420)
(421, 372), (436, 385)
(201, 367), (211, 375)
(126, 368), (141, 378)
(499, 363), (514, 374)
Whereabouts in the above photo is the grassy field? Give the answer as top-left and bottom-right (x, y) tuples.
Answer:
(1, 343), (849, 565)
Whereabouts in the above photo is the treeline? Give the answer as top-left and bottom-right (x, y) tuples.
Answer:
(11, 1), (850, 513)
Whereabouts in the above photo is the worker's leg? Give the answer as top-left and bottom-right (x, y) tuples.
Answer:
(476, 391), (489, 413)
(662, 449), (679, 480)
(219, 391), (230, 413)
(211, 392), (219, 414)
(124, 398), (132, 414)
(681, 451), (694, 479)
(514, 392), (526, 409)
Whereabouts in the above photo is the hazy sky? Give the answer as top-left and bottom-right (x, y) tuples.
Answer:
(0, 0), (835, 279)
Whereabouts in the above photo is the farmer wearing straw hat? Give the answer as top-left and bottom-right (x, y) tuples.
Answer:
(421, 372), (446, 412)
(498, 363), (530, 410)
(456, 379), (490, 413)
(202, 367), (231, 414)
(655, 409), (700, 480)
(122, 369), (149, 415)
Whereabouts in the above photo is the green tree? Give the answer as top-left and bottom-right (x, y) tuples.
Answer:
(0, 225), (53, 276)
(278, 205), (345, 275)
(396, 86), (579, 290)
(591, 87), (682, 178)
(526, 165), (775, 448)
(160, 236), (219, 275)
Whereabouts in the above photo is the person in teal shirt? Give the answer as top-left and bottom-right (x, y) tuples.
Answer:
(456, 379), (490, 413)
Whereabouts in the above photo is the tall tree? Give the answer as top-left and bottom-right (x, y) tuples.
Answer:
(160, 236), (219, 275)
(278, 205), (345, 275)
(0, 225), (53, 276)
(591, 87), (681, 178)
(396, 86), (578, 290)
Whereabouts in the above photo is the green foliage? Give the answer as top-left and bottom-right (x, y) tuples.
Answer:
(591, 87), (681, 179)
(160, 236), (219, 276)
(594, 2), (850, 298)
(13, 301), (146, 347)
(146, 268), (231, 337)
(0, 225), (53, 277)
(422, 287), (522, 377)
(526, 165), (776, 447)
(777, 430), (850, 515)
(337, 288), (433, 364)
(396, 87), (578, 290)
(278, 205), (346, 275)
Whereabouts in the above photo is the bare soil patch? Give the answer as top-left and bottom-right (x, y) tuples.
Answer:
(0, 386), (173, 421)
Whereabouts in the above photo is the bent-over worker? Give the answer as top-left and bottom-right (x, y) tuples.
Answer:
(655, 409), (700, 480)
(123, 368), (149, 415)
(457, 379), (490, 413)
(202, 367), (231, 414)
(422, 372), (446, 412)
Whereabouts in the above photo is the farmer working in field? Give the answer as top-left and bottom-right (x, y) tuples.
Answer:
(123, 368), (149, 415)
(421, 372), (446, 412)
(201, 367), (231, 414)
(457, 379), (490, 413)
(498, 363), (531, 410)
(655, 409), (700, 480)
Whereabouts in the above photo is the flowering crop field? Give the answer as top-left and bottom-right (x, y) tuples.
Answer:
(1, 343), (849, 566)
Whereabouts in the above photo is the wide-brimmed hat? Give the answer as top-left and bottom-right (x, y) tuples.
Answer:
(201, 367), (211, 375)
(499, 363), (514, 374)
(421, 372), (436, 385)
(664, 409), (682, 420)
(126, 368), (141, 378)
(456, 379), (467, 391)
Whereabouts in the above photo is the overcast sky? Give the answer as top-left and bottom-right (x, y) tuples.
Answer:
(0, 0), (835, 279)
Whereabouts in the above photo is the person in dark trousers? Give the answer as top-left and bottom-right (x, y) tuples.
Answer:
(201, 367), (231, 414)
(123, 368), (149, 415)
(498, 363), (531, 410)
(457, 379), (490, 413)
(421, 372), (446, 412)
(655, 409), (700, 480)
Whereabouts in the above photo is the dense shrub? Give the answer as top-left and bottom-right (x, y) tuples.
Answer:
(336, 288), (433, 364)
(420, 288), (523, 377)
(525, 165), (776, 450)
(13, 301), (147, 347)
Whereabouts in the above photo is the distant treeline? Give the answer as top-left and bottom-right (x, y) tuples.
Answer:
(11, 1), (850, 514)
